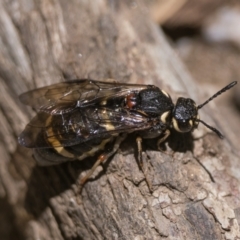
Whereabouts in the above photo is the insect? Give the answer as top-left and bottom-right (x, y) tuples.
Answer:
(18, 79), (237, 190)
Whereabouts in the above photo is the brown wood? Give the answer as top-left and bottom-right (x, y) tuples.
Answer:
(0, 0), (240, 239)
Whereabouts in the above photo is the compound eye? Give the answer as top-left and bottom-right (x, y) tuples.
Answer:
(172, 118), (193, 133)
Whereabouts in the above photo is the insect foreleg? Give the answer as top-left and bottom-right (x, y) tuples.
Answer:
(136, 136), (153, 192)
(157, 129), (170, 151)
(136, 137), (143, 168)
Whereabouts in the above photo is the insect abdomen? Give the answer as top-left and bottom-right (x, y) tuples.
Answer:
(33, 136), (115, 166)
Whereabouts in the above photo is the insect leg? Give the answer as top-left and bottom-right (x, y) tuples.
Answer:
(136, 137), (143, 168)
(157, 129), (170, 151)
(136, 136), (153, 192)
(79, 133), (127, 191)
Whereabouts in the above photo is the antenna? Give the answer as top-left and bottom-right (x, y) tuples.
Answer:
(196, 81), (237, 138)
(196, 119), (224, 139)
(198, 81), (237, 109)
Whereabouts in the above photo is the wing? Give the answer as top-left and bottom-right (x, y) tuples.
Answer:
(19, 79), (151, 114)
(18, 107), (153, 148)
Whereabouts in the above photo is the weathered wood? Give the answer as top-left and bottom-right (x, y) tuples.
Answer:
(0, 0), (240, 239)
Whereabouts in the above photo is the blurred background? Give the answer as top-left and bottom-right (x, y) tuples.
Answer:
(155, 0), (240, 88)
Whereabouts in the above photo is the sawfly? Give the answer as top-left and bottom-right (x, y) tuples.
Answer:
(18, 79), (237, 189)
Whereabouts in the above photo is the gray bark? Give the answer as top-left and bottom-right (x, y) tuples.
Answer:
(0, 0), (240, 239)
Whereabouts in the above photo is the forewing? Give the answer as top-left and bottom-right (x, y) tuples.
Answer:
(19, 79), (149, 114)
(18, 107), (151, 148)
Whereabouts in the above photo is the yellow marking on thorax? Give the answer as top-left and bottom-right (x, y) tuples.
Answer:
(161, 90), (170, 98)
(160, 111), (170, 124)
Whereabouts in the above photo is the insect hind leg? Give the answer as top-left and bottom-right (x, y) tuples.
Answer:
(79, 133), (127, 192)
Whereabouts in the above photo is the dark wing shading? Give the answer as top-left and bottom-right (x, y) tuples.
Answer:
(18, 107), (151, 148)
(19, 79), (149, 114)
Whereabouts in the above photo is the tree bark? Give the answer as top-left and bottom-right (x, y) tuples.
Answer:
(0, 0), (240, 239)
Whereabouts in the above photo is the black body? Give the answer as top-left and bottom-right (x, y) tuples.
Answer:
(18, 79), (237, 166)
